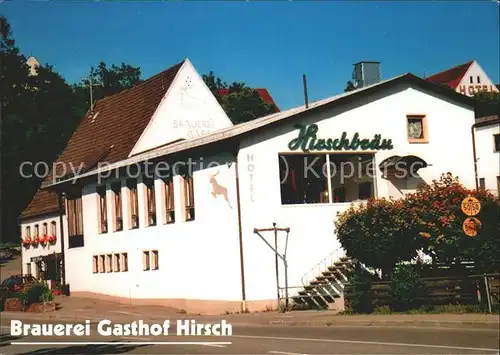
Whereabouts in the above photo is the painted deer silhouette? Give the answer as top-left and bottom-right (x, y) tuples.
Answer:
(210, 169), (233, 209)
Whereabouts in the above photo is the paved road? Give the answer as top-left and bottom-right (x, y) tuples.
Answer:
(1, 319), (499, 354)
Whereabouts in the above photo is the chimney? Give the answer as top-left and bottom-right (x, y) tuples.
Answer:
(352, 61), (381, 88)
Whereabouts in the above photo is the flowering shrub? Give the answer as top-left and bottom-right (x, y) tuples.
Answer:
(405, 173), (500, 273)
(335, 173), (500, 276)
(334, 198), (424, 278)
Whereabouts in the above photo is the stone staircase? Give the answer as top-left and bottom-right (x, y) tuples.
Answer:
(292, 248), (356, 310)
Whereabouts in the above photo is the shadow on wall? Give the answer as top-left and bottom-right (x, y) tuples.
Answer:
(388, 174), (428, 195)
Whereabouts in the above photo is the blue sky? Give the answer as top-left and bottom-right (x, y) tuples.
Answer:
(2, 1), (499, 110)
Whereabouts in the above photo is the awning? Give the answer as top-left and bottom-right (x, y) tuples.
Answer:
(379, 155), (428, 177)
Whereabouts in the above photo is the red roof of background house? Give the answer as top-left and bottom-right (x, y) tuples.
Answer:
(20, 60), (185, 220)
(217, 88), (280, 111)
(425, 60), (474, 89)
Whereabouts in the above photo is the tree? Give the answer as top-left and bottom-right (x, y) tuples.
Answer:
(334, 198), (423, 279)
(472, 91), (500, 104)
(1, 16), (84, 243)
(73, 61), (142, 115)
(405, 173), (500, 273)
(202, 71), (278, 125)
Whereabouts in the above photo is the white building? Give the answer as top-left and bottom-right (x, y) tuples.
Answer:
(473, 115), (500, 197)
(20, 58), (481, 314)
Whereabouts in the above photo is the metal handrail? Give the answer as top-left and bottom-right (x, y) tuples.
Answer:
(301, 247), (346, 287)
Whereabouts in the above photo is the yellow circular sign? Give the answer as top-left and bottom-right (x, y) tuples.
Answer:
(463, 217), (482, 237)
(461, 196), (481, 216)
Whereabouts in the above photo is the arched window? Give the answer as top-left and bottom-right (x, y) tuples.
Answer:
(26, 226), (31, 237)
(51, 221), (57, 236)
(42, 223), (48, 235)
(34, 224), (39, 236)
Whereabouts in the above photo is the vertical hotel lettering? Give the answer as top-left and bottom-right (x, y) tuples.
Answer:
(247, 154), (255, 202)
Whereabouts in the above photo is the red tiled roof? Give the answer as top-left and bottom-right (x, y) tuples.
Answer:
(425, 60), (474, 89)
(20, 60), (185, 219)
(217, 87), (280, 111)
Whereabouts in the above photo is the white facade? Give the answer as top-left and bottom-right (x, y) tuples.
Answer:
(20, 213), (65, 280)
(130, 59), (233, 156)
(456, 61), (498, 96)
(475, 122), (500, 197)
(61, 81), (475, 313)
(19, 63), (481, 314)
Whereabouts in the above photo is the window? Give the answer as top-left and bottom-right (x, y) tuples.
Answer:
(477, 76), (481, 84)
(99, 255), (105, 273)
(113, 253), (121, 272)
(97, 186), (108, 234)
(183, 174), (195, 221)
(164, 177), (175, 224)
(26, 226), (31, 238)
(143, 251), (150, 271)
(279, 154), (328, 204)
(127, 179), (139, 229)
(152, 250), (159, 270)
(67, 192), (84, 248)
(106, 254), (113, 273)
(497, 176), (500, 199)
(93, 256), (98, 274)
(42, 223), (47, 235)
(494, 134), (500, 152)
(143, 250), (159, 271)
(479, 178), (486, 190)
(121, 253), (128, 272)
(144, 178), (156, 226)
(470, 76), (473, 84)
(279, 153), (375, 204)
(26, 263), (31, 276)
(112, 183), (123, 231)
(34, 224), (39, 236)
(50, 221), (56, 236)
(358, 181), (373, 200)
(407, 115), (428, 143)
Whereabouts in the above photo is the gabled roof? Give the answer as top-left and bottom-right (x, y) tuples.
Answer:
(425, 60), (474, 89)
(44, 72), (479, 191)
(20, 60), (185, 220)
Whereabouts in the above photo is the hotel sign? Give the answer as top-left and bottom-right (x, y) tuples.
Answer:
(288, 124), (394, 152)
(457, 85), (497, 96)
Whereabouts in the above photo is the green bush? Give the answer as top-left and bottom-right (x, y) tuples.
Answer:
(25, 283), (54, 305)
(390, 264), (424, 312)
(335, 199), (423, 279)
(346, 266), (374, 314)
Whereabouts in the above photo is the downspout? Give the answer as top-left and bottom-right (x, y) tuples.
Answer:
(233, 150), (247, 312)
(471, 123), (479, 189)
(57, 191), (66, 287)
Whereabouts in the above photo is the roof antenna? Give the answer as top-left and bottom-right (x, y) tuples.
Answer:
(82, 75), (94, 113)
(302, 74), (309, 108)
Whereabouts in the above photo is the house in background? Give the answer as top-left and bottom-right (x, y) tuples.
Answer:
(26, 56), (40, 76)
(425, 60), (499, 96)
